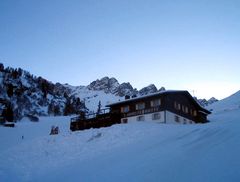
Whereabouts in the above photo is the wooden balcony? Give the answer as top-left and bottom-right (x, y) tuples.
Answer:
(70, 108), (121, 132)
(123, 106), (163, 118)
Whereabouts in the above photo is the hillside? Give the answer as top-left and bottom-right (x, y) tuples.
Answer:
(0, 64), (87, 121)
(207, 90), (240, 114)
(0, 91), (239, 181)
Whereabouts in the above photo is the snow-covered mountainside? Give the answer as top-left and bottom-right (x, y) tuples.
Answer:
(0, 91), (240, 182)
(64, 84), (122, 112)
(0, 64), (87, 121)
(207, 90), (240, 113)
(63, 77), (167, 112)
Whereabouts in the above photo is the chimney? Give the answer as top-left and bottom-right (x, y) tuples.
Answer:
(125, 95), (130, 100)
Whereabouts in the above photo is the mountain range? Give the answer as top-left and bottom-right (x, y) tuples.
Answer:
(0, 63), (218, 121)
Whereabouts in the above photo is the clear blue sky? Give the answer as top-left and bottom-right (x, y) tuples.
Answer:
(1, 0), (239, 99)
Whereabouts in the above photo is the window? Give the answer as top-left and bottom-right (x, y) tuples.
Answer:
(136, 102), (145, 110)
(137, 115), (145, 121)
(182, 105), (185, 112)
(152, 113), (161, 120)
(121, 106), (129, 113)
(178, 103), (181, 110)
(174, 115), (180, 122)
(174, 102), (181, 110)
(174, 101), (178, 109)
(185, 107), (189, 114)
(151, 99), (161, 107)
(193, 110), (197, 116)
(121, 118), (128, 123)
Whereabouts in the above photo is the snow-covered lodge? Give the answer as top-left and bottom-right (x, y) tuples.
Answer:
(106, 90), (211, 124)
(70, 90), (211, 131)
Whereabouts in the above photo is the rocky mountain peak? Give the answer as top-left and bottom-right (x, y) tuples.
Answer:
(116, 82), (138, 97)
(87, 76), (120, 94)
(208, 97), (218, 105)
(86, 77), (166, 97)
(139, 84), (158, 96)
(87, 76), (138, 97)
(159, 87), (166, 92)
(196, 97), (219, 107)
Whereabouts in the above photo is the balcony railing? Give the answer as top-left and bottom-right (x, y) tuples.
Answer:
(123, 106), (162, 118)
(71, 108), (110, 122)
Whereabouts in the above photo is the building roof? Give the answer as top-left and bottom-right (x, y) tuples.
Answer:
(106, 90), (211, 114)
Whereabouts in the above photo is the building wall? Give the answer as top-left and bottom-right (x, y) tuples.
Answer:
(165, 110), (194, 124)
(110, 92), (209, 124)
(110, 95), (164, 114)
(121, 110), (194, 124)
(165, 92), (210, 123)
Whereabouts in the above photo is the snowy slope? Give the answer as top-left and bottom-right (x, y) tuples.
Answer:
(1, 91), (240, 182)
(207, 90), (240, 113)
(64, 84), (122, 112)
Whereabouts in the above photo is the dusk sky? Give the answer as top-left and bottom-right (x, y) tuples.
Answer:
(1, 0), (239, 99)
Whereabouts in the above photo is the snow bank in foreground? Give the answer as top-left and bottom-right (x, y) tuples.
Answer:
(0, 111), (240, 182)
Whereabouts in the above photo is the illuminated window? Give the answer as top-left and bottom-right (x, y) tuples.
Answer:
(193, 110), (197, 116)
(185, 107), (189, 113)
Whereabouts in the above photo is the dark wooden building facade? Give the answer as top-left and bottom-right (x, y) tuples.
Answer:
(107, 90), (211, 124)
(70, 90), (211, 131)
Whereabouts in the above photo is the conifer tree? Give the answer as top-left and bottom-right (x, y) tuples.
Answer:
(97, 101), (102, 115)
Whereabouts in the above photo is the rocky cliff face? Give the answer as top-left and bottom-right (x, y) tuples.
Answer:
(87, 77), (120, 94)
(87, 76), (138, 97)
(139, 84), (158, 96)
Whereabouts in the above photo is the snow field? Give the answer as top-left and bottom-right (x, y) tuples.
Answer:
(0, 90), (240, 182)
